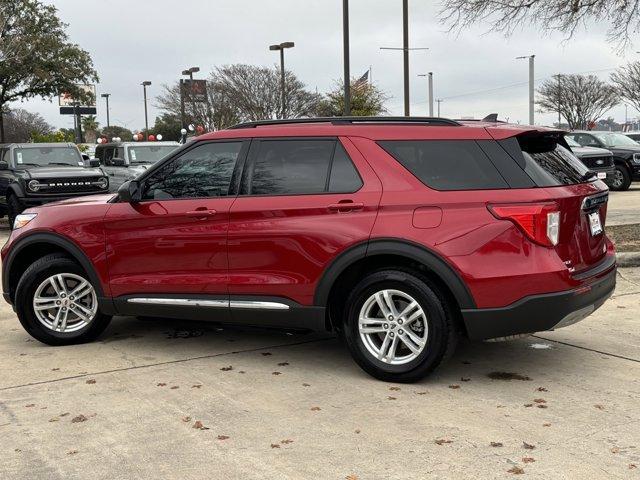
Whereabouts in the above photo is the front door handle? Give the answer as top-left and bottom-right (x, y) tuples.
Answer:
(185, 208), (217, 219)
(327, 201), (364, 213)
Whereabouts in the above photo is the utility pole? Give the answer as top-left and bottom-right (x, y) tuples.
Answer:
(269, 43), (295, 119)
(418, 72), (434, 116)
(402, 0), (409, 116)
(181, 66), (200, 129)
(141, 81), (151, 140)
(436, 99), (443, 117)
(516, 54), (535, 125)
(343, 0), (351, 116)
(101, 93), (110, 128)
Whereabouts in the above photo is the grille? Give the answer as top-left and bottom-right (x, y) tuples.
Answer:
(31, 177), (106, 195)
(580, 155), (614, 169)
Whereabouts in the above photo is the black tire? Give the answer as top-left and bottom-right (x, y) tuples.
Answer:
(7, 194), (24, 229)
(610, 165), (631, 191)
(342, 269), (458, 383)
(15, 253), (112, 346)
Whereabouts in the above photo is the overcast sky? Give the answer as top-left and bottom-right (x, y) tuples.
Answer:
(22, 0), (640, 131)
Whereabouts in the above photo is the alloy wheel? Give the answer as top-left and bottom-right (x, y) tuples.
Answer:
(358, 289), (428, 365)
(32, 273), (97, 333)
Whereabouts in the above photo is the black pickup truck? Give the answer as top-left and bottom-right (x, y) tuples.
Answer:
(0, 143), (109, 227)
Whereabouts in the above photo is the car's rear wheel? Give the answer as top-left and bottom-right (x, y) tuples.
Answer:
(342, 269), (457, 383)
(15, 253), (112, 345)
(610, 165), (631, 191)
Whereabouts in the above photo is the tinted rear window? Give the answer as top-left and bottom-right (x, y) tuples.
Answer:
(378, 140), (508, 190)
(517, 134), (590, 186)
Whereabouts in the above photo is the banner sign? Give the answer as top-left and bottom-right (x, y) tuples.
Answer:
(181, 79), (208, 103)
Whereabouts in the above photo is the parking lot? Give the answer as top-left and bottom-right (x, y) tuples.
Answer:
(1, 198), (639, 479)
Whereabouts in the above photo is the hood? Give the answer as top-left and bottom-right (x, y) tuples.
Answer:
(37, 193), (115, 208)
(607, 144), (640, 154)
(570, 145), (612, 157)
(24, 167), (105, 179)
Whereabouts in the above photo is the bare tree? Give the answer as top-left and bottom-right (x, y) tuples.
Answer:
(2, 108), (52, 142)
(155, 64), (321, 132)
(611, 61), (640, 115)
(537, 74), (619, 130)
(439, 0), (640, 50)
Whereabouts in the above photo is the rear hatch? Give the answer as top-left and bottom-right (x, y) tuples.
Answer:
(511, 132), (609, 274)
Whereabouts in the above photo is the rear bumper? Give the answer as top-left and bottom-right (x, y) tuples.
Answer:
(461, 260), (616, 340)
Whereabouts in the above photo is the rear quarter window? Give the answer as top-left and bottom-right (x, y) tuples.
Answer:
(378, 140), (509, 190)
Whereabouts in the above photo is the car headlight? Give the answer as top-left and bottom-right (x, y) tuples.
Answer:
(95, 177), (109, 189)
(27, 180), (41, 191)
(13, 213), (37, 229)
(632, 153), (640, 164)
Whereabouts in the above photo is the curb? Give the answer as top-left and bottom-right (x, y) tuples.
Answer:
(616, 252), (640, 268)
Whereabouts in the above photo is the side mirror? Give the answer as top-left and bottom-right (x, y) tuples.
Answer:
(112, 158), (126, 167)
(117, 180), (142, 203)
(0, 160), (8, 170)
(89, 159), (101, 167)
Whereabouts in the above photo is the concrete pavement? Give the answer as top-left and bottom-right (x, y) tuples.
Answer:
(0, 228), (638, 479)
(608, 184), (640, 226)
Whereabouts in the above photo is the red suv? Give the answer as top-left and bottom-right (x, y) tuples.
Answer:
(1, 117), (616, 382)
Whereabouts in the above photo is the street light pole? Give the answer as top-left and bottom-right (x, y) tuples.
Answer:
(418, 72), (434, 116)
(516, 54), (535, 125)
(181, 66), (200, 130)
(402, 0), (409, 116)
(141, 81), (151, 140)
(269, 42), (295, 119)
(101, 93), (110, 128)
(343, 0), (351, 115)
(436, 98), (443, 117)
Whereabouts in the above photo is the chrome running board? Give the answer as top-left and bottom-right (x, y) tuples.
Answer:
(126, 298), (290, 310)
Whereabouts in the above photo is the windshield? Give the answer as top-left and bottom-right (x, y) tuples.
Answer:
(591, 132), (639, 147)
(13, 146), (82, 168)
(127, 145), (178, 164)
(565, 136), (580, 147)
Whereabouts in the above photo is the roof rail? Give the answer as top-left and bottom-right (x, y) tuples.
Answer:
(228, 116), (462, 129)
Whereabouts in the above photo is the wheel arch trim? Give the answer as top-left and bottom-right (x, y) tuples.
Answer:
(313, 238), (476, 309)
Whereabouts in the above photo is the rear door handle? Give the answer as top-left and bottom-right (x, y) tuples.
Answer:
(327, 201), (364, 213)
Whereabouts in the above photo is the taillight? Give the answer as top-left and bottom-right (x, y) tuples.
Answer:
(488, 203), (560, 247)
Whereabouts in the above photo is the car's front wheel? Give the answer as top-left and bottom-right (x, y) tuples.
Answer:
(342, 269), (458, 383)
(15, 253), (112, 345)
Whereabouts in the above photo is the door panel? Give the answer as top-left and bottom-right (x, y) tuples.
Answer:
(227, 137), (382, 305)
(104, 140), (248, 300)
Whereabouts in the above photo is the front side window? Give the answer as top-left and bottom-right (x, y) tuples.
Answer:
(378, 140), (508, 190)
(591, 132), (639, 147)
(567, 133), (600, 148)
(141, 142), (242, 200)
(13, 146), (82, 168)
(127, 145), (178, 164)
(245, 140), (348, 195)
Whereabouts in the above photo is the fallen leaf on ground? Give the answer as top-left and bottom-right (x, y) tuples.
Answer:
(25, 404), (35, 408)
(490, 442), (503, 447)
(261, 352), (272, 356)
(220, 366), (233, 371)
(523, 442), (536, 450)
(191, 384), (202, 389)
(434, 439), (452, 445)
(48, 418), (59, 423)
(355, 429), (361, 434)
(157, 383), (166, 387)
(460, 377), (471, 382)
(346, 475), (358, 480)
(524, 404), (533, 408)
(272, 371), (282, 376)
(270, 443), (280, 448)
(543, 423), (551, 427)
(533, 398), (546, 404)
(193, 420), (209, 430)
(310, 406), (321, 411)
(51, 368), (60, 371)
(611, 447), (620, 454)
(281, 439), (293, 444)
(60, 413), (69, 417)
(508, 466), (525, 475)
(629, 464), (637, 470)
(387, 396), (397, 400)
(277, 362), (289, 366)
(302, 383), (311, 387)
(170, 386), (179, 389)
(488, 372), (531, 381)
(67, 450), (78, 455)
(217, 435), (229, 440)
(449, 385), (460, 389)
(537, 404), (548, 409)
(415, 391), (428, 395)
(85, 379), (96, 384)
(182, 416), (191, 423)
(522, 457), (535, 463)
(389, 386), (401, 391)
(594, 404), (605, 410)
(536, 387), (548, 392)
(71, 415), (87, 423)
